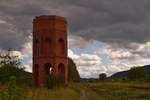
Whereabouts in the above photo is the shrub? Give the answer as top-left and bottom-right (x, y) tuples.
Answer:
(99, 73), (107, 81)
(0, 76), (25, 100)
(68, 58), (80, 82)
(0, 50), (32, 86)
(52, 76), (65, 88)
(8, 76), (25, 100)
(56, 75), (65, 87)
(47, 75), (53, 89)
(0, 91), (8, 100)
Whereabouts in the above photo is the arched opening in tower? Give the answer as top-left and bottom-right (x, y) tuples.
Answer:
(45, 63), (52, 84)
(34, 64), (39, 86)
(58, 63), (65, 81)
(58, 38), (65, 55)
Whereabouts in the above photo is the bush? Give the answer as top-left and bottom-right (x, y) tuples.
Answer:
(48, 75), (65, 89)
(0, 50), (32, 86)
(47, 75), (53, 89)
(0, 65), (24, 83)
(8, 76), (25, 100)
(68, 58), (80, 82)
(99, 73), (107, 81)
(56, 75), (65, 87)
(0, 91), (8, 100)
(0, 76), (25, 100)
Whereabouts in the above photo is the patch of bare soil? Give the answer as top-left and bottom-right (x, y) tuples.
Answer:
(79, 89), (88, 100)
(129, 86), (150, 92)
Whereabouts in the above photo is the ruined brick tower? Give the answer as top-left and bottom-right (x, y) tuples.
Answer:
(32, 15), (68, 87)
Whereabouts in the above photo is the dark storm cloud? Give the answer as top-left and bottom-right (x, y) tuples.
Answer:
(65, 0), (150, 44)
(0, 0), (49, 50)
(0, 0), (150, 50)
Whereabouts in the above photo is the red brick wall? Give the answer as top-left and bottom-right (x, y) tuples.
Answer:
(32, 15), (68, 87)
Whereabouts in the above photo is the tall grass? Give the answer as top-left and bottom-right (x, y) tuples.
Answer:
(26, 87), (80, 100)
(1, 81), (150, 100)
(85, 81), (150, 100)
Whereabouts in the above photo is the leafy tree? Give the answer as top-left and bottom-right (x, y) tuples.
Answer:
(0, 50), (31, 85)
(99, 73), (107, 81)
(0, 50), (21, 67)
(68, 58), (80, 82)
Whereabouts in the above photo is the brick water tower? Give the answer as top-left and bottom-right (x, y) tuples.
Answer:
(32, 15), (68, 87)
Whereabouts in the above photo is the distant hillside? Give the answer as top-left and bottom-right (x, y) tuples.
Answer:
(80, 78), (98, 82)
(18, 71), (32, 78)
(110, 65), (150, 79)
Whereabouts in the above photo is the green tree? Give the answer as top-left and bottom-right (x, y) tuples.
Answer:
(99, 73), (107, 81)
(68, 58), (80, 82)
(0, 50), (31, 85)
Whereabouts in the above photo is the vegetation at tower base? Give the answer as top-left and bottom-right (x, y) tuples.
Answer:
(47, 74), (65, 89)
(47, 58), (80, 88)
(47, 75), (53, 89)
(68, 58), (80, 82)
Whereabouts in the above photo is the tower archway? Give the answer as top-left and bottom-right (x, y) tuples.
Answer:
(45, 63), (52, 84)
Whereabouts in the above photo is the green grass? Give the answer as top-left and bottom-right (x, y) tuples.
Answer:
(85, 81), (150, 100)
(26, 87), (80, 100)
(0, 81), (150, 100)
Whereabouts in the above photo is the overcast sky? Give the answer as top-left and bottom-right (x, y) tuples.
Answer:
(0, 0), (150, 78)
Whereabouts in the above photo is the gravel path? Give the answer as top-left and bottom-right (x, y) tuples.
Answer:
(79, 89), (88, 100)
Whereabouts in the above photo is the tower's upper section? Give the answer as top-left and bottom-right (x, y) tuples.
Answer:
(33, 15), (68, 58)
(33, 15), (67, 33)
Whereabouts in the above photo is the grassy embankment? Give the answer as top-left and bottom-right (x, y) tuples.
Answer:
(1, 81), (150, 100)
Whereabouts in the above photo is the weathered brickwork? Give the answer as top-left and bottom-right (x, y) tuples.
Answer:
(32, 15), (68, 87)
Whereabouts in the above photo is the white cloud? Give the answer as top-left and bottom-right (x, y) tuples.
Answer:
(68, 35), (92, 49)
(68, 49), (79, 60)
(95, 45), (133, 60)
(24, 64), (32, 72)
(10, 50), (22, 59)
(94, 42), (150, 76)
(0, 19), (7, 24)
(68, 49), (106, 78)
(20, 36), (32, 72)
